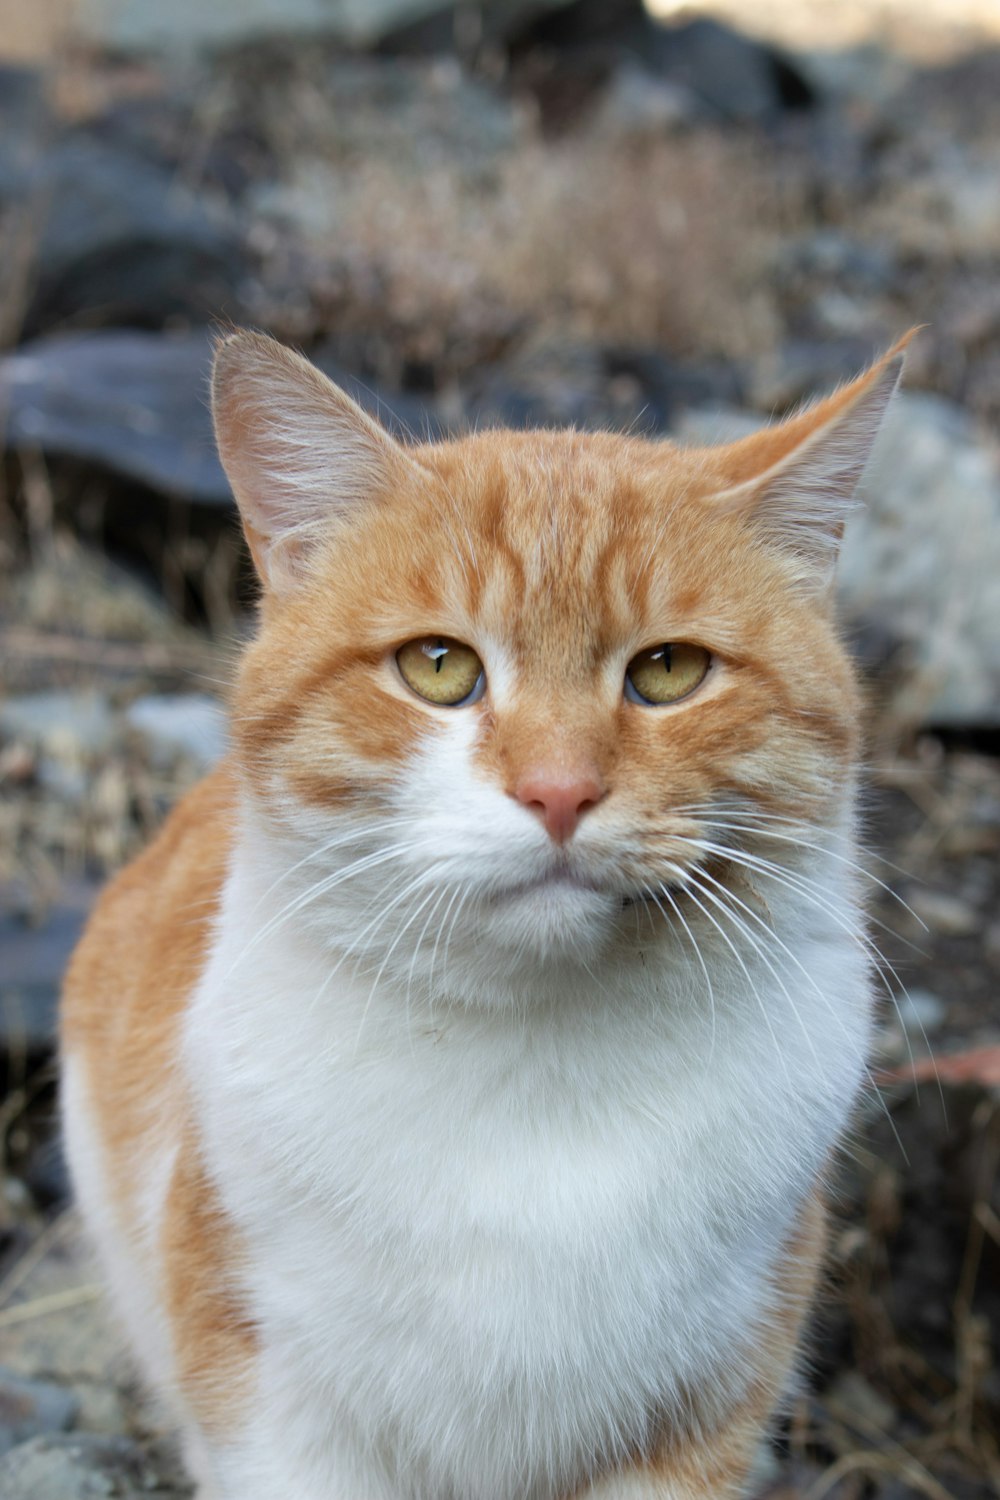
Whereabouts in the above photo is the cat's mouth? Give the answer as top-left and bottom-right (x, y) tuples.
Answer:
(493, 869), (608, 902)
(496, 869), (690, 909)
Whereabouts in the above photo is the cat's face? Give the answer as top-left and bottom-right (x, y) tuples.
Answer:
(215, 334), (906, 990)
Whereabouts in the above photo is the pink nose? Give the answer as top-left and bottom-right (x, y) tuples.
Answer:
(514, 771), (606, 844)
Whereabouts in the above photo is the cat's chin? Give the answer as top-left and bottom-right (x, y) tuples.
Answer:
(476, 876), (622, 966)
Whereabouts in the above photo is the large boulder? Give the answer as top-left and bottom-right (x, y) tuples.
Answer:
(0, 331), (230, 503)
(0, 331), (436, 504)
(840, 392), (1000, 729)
(72, 0), (576, 52)
(0, 137), (246, 336)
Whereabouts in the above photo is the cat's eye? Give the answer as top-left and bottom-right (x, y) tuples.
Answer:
(396, 636), (485, 706)
(625, 643), (711, 705)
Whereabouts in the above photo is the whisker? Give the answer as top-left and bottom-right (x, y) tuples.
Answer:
(674, 867), (822, 1074)
(405, 883), (453, 1049)
(698, 817), (928, 929)
(688, 864), (910, 1159)
(673, 838), (942, 1119)
(654, 884), (718, 1069)
(428, 882), (465, 998)
(351, 882), (446, 1060)
(232, 839), (423, 971)
(662, 879), (794, 1091)
(675, 837), (916, 989)
(441, 885), (475, 995)
(308, 864), (454, 1045)
(245, 817), (414, 920)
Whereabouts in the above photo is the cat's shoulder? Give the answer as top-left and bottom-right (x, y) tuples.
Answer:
(61, 761), (238, 1049)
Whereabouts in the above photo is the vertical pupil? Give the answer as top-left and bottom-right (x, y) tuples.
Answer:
(660, 644), (672, 673)
(422, 639), (448, 674)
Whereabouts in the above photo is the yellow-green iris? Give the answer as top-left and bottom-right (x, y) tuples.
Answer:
(396, 637), (484, 705)
(625, 643), (711, 705)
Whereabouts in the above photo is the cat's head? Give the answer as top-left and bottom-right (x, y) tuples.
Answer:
(213, 332), (907, 993)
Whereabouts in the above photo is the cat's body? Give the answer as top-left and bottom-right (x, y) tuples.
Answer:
(61, 333), (907, 1499)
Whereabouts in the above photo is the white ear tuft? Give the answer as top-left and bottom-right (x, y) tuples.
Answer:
(709, 336), (912, 592)
(211, 330), (408, 592)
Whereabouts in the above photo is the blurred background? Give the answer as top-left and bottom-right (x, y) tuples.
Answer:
(0, 1), (998, 1495)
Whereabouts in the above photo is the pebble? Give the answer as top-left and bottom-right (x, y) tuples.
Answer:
(895, 987), (947, 1036)
(0, 1433), (191, 1499)
(0, 1369), (79, 1457)
(591, 63), (699, 138)
(0, 692), (116, 759)
(0, 882), (97, 1053)
(125, 693), (227, 771)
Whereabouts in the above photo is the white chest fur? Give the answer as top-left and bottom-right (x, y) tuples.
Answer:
(183, 825), (871, 1500)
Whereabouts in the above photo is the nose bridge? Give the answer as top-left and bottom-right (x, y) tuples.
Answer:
(498, 700), (614, 843)
(501, 696), (612, 783)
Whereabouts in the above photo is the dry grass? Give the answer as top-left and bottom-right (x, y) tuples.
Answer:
(264, 130), (783, 381)
(805, 1102), (1000, 1498)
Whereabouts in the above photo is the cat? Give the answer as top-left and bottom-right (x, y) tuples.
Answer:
(60, 327), (909, 1500)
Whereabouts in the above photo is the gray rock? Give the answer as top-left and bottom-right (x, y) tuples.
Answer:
(938, 160), (1000, 255)
(842, 393), (1000, 728)
(0, 331), (434, 504)
(776, 234), (896, 296)
(0, 692), (116, 757)
(467, 339), (611, 430)
(36, 758), (89, 806)
(0, 66), (47, 137)
(985, 921), (1000, 965)
(247, 63), (520, 234)
(640, 16), (815, 123)
(319, 58), (520, 165)
(0, 137), (245, 336)
(587, 62), (700, 138)
(0, 331), (229, 504)
(73, 0), (573, 52)
(0, 1433), (191, 1499)
(896, 988), (947, 1037)
(796, 43), (912, 109)
(672, 406), (762, 446)
(748, 338), (874, 414)
(0, 1370), (79, 1457)
(125, 694), (227, 770)
(0, 882), (98, 1053)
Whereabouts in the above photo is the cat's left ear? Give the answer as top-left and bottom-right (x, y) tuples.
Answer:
(212, 329), (416, 593)
(707, 331), (917, 595)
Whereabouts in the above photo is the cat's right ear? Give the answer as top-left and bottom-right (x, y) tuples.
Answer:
(212, 330), (412, 593)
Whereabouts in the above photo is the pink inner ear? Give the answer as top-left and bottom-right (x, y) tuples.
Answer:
(211, 330), (408, 594)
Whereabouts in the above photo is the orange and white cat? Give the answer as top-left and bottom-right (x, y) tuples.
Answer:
(61, 329), (908, 1499)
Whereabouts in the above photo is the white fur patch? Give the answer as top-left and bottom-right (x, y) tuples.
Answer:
(169, 723), (872, 1497)
(61, 1055), (180, 1402)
